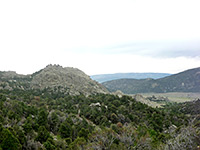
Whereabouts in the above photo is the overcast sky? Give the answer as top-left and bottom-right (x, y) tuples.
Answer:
(0, 0), (200, 75)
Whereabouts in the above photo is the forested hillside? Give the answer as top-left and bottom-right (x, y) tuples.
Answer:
(91, 73), (170, 83)
(103, 67), (200, 94)
(0, 89), (199, 150)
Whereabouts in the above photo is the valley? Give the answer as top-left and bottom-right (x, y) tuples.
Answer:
(140, 92), (200, 103)
(103, 67), (200, 94)
(91, 73), (171, 83)
(1, 0), (200, 149)
(0, 65), (200, 150)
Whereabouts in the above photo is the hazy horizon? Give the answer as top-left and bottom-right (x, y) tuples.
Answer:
(1, 0), (200, 75)
(0, 63), (197, 76)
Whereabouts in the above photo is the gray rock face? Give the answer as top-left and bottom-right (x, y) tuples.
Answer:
(0, 64), (109, 96)
(0, 71), (26, 79)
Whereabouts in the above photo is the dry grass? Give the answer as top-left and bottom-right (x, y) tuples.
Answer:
(140, 92), (200, 103)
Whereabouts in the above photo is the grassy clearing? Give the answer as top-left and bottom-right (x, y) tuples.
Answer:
(140, 92), (200, 103)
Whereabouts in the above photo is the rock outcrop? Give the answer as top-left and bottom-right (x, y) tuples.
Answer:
(0, 64), (109, 96)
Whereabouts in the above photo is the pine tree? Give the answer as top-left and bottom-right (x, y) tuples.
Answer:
(0, 129), (22, 150)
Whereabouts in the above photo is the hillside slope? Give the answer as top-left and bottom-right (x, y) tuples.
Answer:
(103, 67), (200, 94)
(0, 64), (108, 95)
(91, 73), (171, 83)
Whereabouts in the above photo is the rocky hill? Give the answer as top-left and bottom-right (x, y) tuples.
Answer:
(0, 64), (108, 95)
(91, 72), (171, 83)
(103, 67), (200, 94)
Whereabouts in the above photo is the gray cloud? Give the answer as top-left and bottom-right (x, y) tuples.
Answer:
(106, 40), (200, 58)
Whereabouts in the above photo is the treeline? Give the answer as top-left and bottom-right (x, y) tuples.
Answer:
(0, 89), (199, 149)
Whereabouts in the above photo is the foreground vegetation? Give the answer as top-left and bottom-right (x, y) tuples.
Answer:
(0, 89), (200, 149)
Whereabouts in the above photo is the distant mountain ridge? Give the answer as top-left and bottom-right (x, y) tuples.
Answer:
(91, 73), (171, 83)
(0, 64), (108, 95)
(103, 67), (200, 94)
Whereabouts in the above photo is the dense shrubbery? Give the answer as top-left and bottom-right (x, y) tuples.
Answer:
(0, 90), (199, 149)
